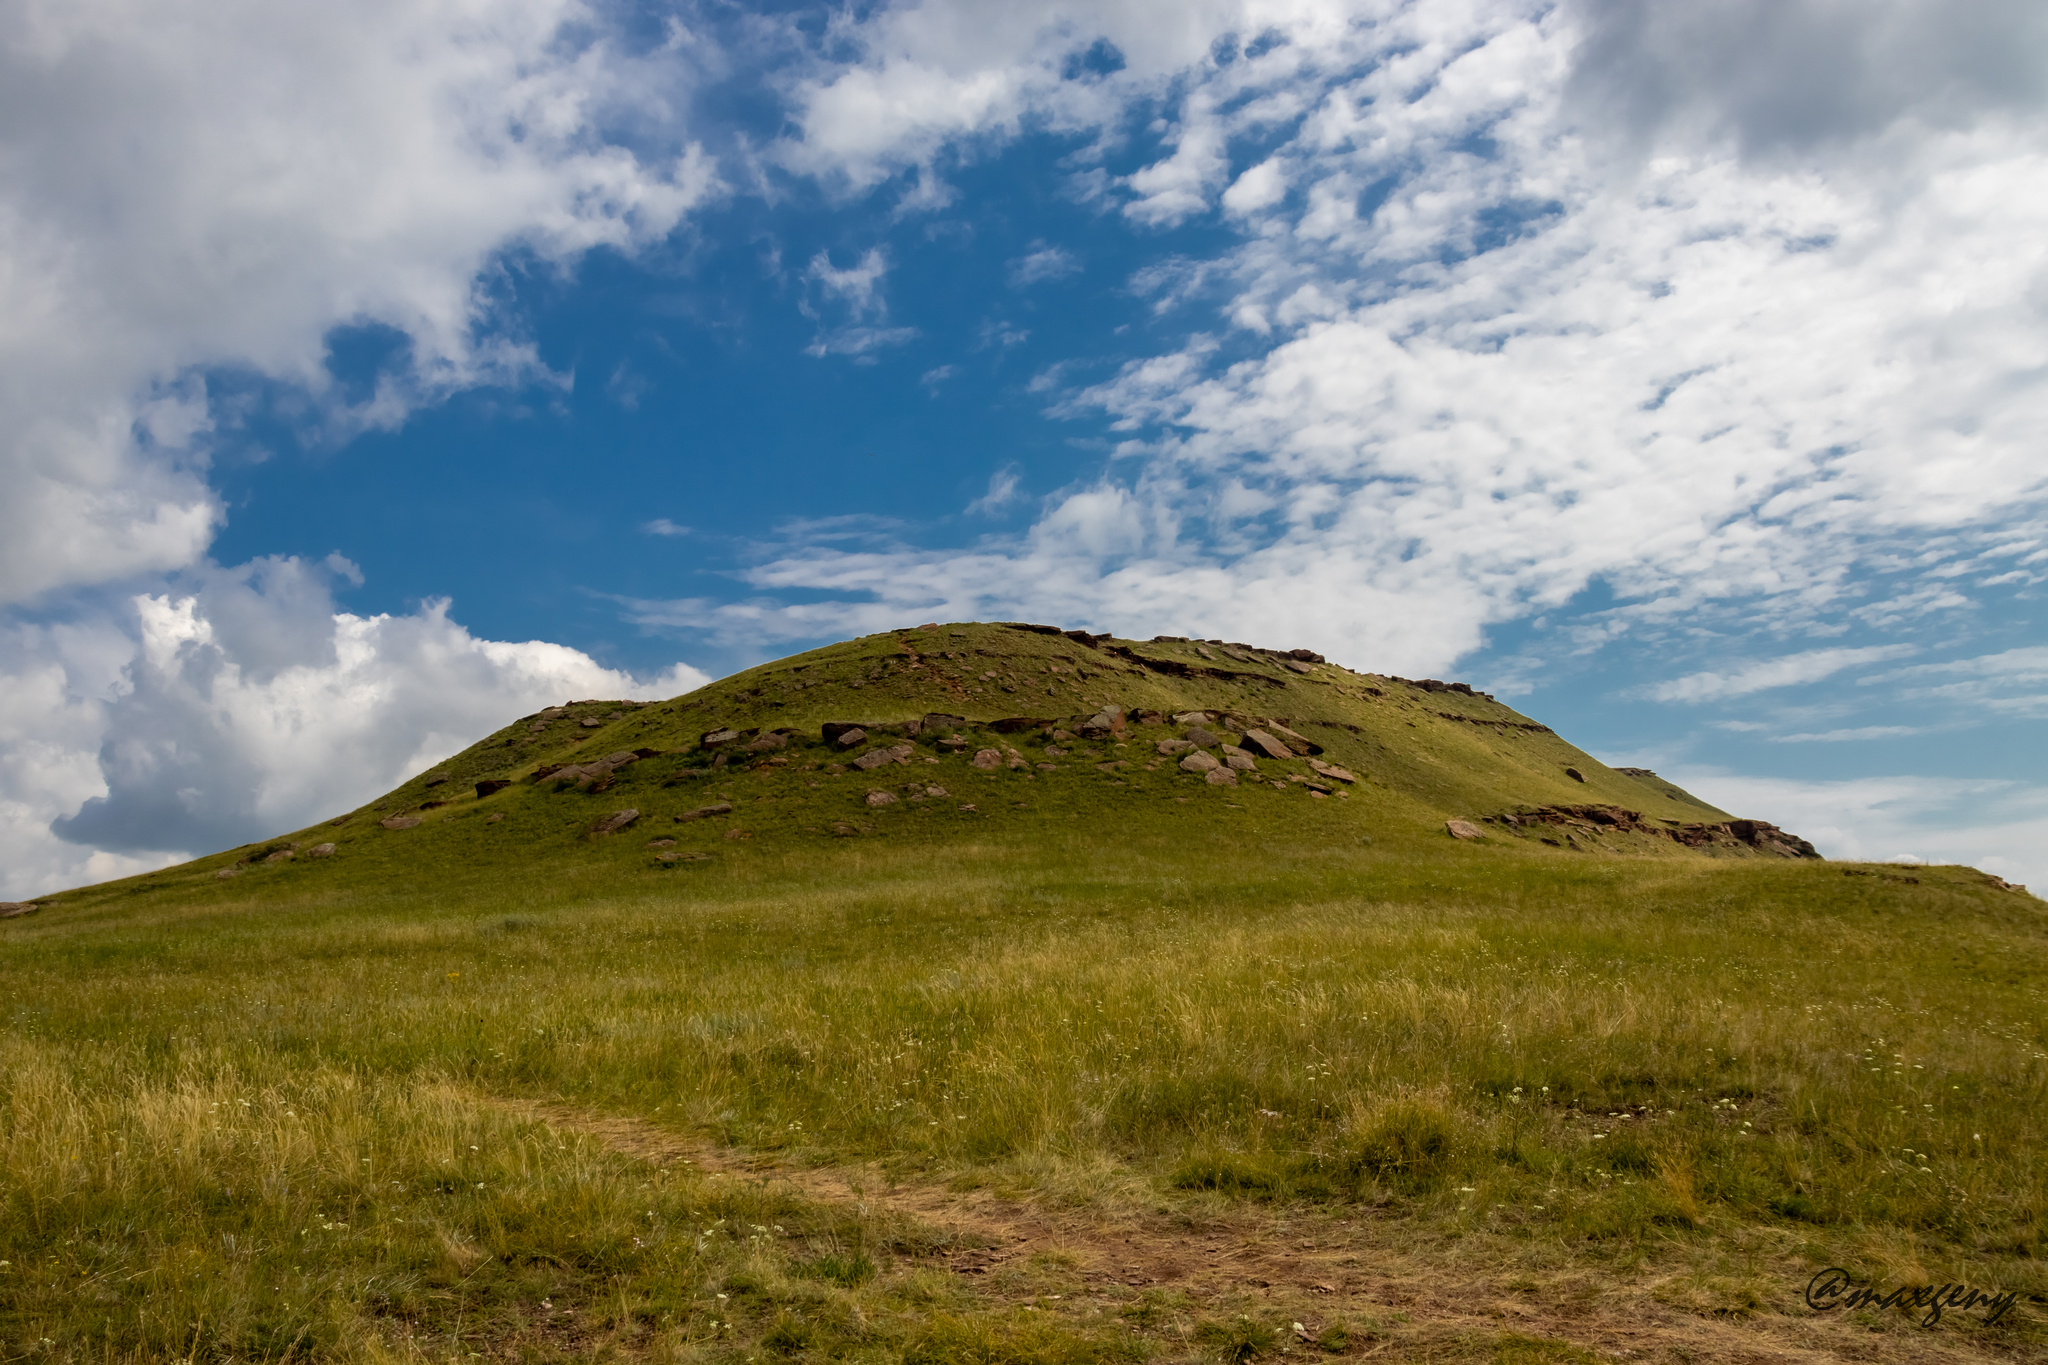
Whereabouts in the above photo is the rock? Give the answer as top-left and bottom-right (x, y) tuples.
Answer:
(1050, 728), (1077, 742)
(723, 829), (749, 840)
(972, 748), (1002, 770)
(1266, 723), (1321, 755)
(485, 813), (505, 823)
(675, 803), (734, 823)
(747, 732), (787, 752)
(1225, 752), (1257, 772)
(1180, 751), (1221, 773)
(1171, 711), (1214, 724)
(822, 722), (869, 744)
(1285, 660), (1315, 674)
(0, 902), (38, 919)
(581, 718), (604, 728)
(1565, 767), (1586, 782)
(1133, 709), (1166, 725)
(1156, 738), (1194, 756)
(1445, 820), (1485, 840)
(926, 786), (948, 797)
(853, 742), (915, 770)
(592, 809), (641, 835)
(1239, 729), (1293, 760)
(1307, 759), (1357, 783)
(922, 712), (966, 733)
(703, 728), (742, 748)
(1204, 767), (1238, 786)
(263, 849), (295, 863)
(833, 727), (868, 749)
(1185, 727), (1220, 748)
(1288, 648), (1326, 663)
(829, 822), (859, 837)
(214, 868), (241, 880)
(475, 779), (511, 798)
(647, 837), (675, 848)
(422, 771), (451, 787)
(309, 843), (336, 857)
(380, 817), (423, 830)
(865, 790), (898, 806)
(329, 816), (350, 826)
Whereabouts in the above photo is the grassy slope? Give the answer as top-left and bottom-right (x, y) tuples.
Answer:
(4, 624), (2045, 1363)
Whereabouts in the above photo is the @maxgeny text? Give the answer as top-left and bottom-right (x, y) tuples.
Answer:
(1805, 1268), (2020, 1327)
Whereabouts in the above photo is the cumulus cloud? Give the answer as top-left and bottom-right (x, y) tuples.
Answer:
(1007, 244), (1082, 287)
(0, 0), (720, 608)
(1, 559), (709, 899)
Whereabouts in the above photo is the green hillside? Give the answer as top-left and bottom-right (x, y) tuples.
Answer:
(5, 623), (2044, 1365)
(101, 621), (1817, 902)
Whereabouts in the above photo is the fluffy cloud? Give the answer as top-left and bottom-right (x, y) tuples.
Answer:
(1643, 647), (1919, 704)
(0, 0), (719, 608)
(724, 0), (2048, 683)
(1, 558), (709, 900)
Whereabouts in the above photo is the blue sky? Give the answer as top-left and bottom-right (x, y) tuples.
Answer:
(3, 0), (2046, 895)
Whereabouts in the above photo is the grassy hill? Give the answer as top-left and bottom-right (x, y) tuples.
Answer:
(3, 623), (2044, 1363)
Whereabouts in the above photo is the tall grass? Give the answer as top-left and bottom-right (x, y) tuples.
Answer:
(4, 830), (2045, 1358)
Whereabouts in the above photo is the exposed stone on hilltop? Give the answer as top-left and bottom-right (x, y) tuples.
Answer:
(0, 902), (38, 919)
(380, 816), (422, 830)
(1240, 729), (1293, 760)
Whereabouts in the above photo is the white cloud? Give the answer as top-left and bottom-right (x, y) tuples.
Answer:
(966, 466), (1025, 516)
(0, 0), (720, 608)
(1008, 244), (1082, 287)
(1644, 646), (1920, 703)
(741, 0), (2048, 679)
(642, 519), (692, 537)
(1, 559), (710, 900)
(1669, 768), (2048, 891)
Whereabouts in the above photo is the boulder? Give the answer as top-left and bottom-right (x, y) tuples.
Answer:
(1133, 709), (1166, 726)
(675, 802), (734, 823)
(972, 748), (1002, 770)
(702, 728), (742, 748)
(853, 742), (916, 770)
(1266, 723), (1321, 755)
(1287, 648), (1326, 663)
(581, 718), (604, 728)
(1184, 727), (1220, 749)
(1179, 751), (1221, 774)
(865, 790), (898, 806)
(829, 822), (859, 837)
(1445, 820), (1485, 840)
(1564, 767), (1586, 782)
(922, 712), (967, 734)
(380, 816), (423, 830)
(1171, 711), (1214, 724)
(926, 786), (948, 797)
(1285, 660), (1315, 674)
(747, 732), (788, 752)
(485, 813), (505, 824)
(833, 727), (868, 748)
(0, 902), (38, 919)
(263, 849), (295, 863)
(1240, 729), (1293, 760)
(214, 868), (240, 880)
(1204, 767), (1238, 786)
(1225, 752), (1257, 771)
(422, 771), (451, 787)
(1156, 738), (1194, 756)
(646, 837), (675, 848)
(475, 779), (511, 798)
(308, 843), (337, 858)
(592, 809), (641, 835)
(1307, 759), (1357, 783)
(822, 722), (869, 744)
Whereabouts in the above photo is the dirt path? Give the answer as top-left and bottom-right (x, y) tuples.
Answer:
(493, 1098), (2022, 1364)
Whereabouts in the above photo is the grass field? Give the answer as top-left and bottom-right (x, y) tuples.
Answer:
(5, 824), (2045, 1361)
(4, 623), (2044, 1361)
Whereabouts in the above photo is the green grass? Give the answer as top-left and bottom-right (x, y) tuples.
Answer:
(3, 623), (2045, 1360)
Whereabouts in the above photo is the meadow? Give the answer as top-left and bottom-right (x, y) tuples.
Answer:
(4, 821), (2044, 1362)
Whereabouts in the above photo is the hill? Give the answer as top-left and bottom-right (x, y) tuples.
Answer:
(3, 623), (2044, 1365)
(62, 621), (1816, 903)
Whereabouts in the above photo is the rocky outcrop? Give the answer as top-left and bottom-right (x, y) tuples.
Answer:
(0, 902), (38, 919)
(591, 809), (640, 835)
(1483, 805), (1821, 858)
(380, 816), (422, 830)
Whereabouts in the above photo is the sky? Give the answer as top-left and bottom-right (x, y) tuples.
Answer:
(3, 0), (2046, 898)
